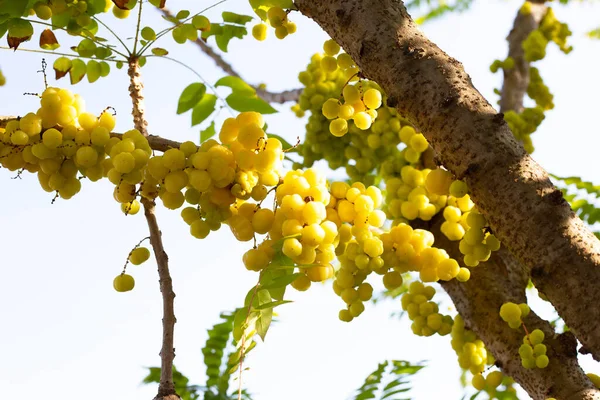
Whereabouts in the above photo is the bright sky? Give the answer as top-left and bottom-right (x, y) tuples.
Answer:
(1, 1), (599, 399)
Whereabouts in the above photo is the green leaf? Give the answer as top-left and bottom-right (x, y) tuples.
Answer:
(177, 82), (206, 114)
(215, 76), (256, 96)
(142, 367), (162, 383)
(86, 60), (100, 83)
(0, 0), (30, 19)
(222, 11), (253, 25)
(215, 25), (247, 52)
(176, 9), (190, 19)
(200, 121), (216, 143)
(69, 58), (87, 84)
(0, 22), (7, 39)
(226, 93), (277, 114)
(151, 47), (169, 56)
(99, 61), (110, 77)
(191, 94), (217, 126)
(260, 272), (302, 290)
(254, 299), (292, 310)
(255, 307), (272, 341)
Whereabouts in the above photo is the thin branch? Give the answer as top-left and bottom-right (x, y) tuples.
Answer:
(146, 55), (233, 115)
(0, 46), (123, 62)
(132, 0), (144, 56)
(126, 58), (178, 400)
(93, 16), (131, 55)
(157, 8), (302, 104)
(138, 0), (229, 56)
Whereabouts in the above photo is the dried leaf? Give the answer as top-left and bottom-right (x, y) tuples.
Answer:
(39, 29), (59, 50)
(53, 57), (72, 80)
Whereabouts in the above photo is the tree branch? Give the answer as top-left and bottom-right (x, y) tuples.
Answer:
(295, 0), (600, 362)
(499, 2), (546, 113)
(158, 8), (302, 104)
(126, 58), (179, 400)
(433, 216), (598, 400)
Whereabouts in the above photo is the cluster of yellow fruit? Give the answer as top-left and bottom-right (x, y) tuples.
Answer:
(113, 246), (151, 292)
(295, 42), (405, 184)
(401, 281), (453, 336)
(381, 224), (470, 283)
(384, 166), (449, 223)
(268, 169), (337, 285)
(146, 112), (284, 240)
(0, 87), (124, 200)
(499, 302), (549, 369)
(328, 182), (393, 319)
(451, 315), (493, 375)
(251, 6), (296, 41)
(471, 371), (510, 396)
(444, 206), (502, 267)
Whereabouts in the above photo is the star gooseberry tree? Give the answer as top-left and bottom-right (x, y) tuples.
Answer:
(1, 0), (600, 399)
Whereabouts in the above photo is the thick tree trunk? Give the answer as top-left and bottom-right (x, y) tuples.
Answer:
(295, 0), (600, 365)
(434, 216), (597, 400)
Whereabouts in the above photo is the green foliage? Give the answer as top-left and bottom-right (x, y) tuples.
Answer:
(143, 311), (253, 400)
(552, 175), (600, 237)
(216, 76), (277, 114)
(192, 95), (218, 126)
(201, 11), (253, 52)
(351, 360), (424, 400)
(143, 365), (202, 400)
(200, 122), (216, 143)
(176, 83), (218, 127)
(405, 0), (475, 24)
(178, 83), (207, 114)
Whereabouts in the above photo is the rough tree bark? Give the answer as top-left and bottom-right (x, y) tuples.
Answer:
(432, 3), (597, 399)
(294, 0), (600, 366)
(127, 58), (179, 400)
(499, 1), (547, 113)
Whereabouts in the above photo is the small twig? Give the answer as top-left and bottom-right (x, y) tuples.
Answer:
(0, 46), (123, 62)
(38, 59), (48, 89)
(146, 55), (233, 115)
(157, 8), (303, 104)
(139, 0), (228, 55)
(132, 0), (144, 56)
(122, 236), (151, 274)
(93, 16), (131, 55)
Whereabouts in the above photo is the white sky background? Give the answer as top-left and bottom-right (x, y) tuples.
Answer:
(0, 0), (599, 399)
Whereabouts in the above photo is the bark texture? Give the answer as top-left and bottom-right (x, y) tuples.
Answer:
(499, 2), (547, 113)
(434, 217), (598, 400)
(295, 0), (600, 362)
(127, 58), (179, 400)
(431, 4), (596, 398)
